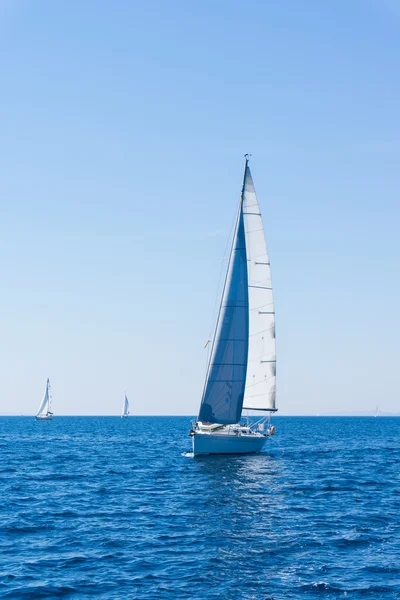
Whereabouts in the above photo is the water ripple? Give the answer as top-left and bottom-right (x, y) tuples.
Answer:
(0, 416), (399, 599)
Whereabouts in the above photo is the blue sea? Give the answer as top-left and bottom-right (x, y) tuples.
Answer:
(1, 416), (399, 599)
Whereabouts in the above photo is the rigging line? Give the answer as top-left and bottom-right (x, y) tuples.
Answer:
(246, 372), (276, 384)
(244, 391), (275, 398)
(210, 362), (247, 366)
(249, 327), (275, 338)
(213, 397), (233, 412)
(245, 376), (275, 390)
(210, 337), (247, 342)
(250, 259), (270, 264)
(213, 383), (246, 412)
(213, 389), (237, 412)
(213, 386), (234, 407)
(249, 303), (275, 311)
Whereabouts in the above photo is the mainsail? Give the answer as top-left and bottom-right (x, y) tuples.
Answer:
(37, 379), (51, 416)
(198, 157), (276, 425)
(122, 394), (130, 416)
(242, 165), (276, 411)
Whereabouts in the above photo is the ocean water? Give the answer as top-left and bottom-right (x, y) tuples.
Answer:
(0, 416), (399, 599)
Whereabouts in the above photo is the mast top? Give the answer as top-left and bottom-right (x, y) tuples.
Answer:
(241, 154), (251, 201)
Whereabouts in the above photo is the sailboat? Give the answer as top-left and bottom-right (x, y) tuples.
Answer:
(190, 156), (277, 455)
(121, 394), (130, 418)
(35, 378), (54, 421)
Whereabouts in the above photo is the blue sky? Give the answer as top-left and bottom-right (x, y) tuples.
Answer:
(0, 0), (399, 415)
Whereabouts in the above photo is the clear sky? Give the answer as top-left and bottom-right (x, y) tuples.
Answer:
(0, 0), (399, 415)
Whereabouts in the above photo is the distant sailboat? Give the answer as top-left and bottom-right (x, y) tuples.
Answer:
(190, 156), (277, 455)
(121, 394), (130, 418)
(35, 378), (53, 421)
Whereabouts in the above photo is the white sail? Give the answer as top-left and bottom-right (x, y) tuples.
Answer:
(242, 165), (276, 411)
(122, 394), (129, 416)
(37, 379), (50, 416)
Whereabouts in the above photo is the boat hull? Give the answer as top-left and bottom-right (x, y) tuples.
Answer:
(192, 432), (267, 456)
(35, 415), (52, 421)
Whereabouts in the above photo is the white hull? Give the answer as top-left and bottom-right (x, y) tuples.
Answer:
(121, 415), (129, 418)
(35, 414), (52, 421)
(192, 426), (268, 456)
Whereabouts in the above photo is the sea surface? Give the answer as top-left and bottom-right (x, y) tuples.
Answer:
(0, 416), (399, 599)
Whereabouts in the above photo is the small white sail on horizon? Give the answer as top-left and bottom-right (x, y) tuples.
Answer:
(35, 378), (53, 421)
(121, 394), (130, 418)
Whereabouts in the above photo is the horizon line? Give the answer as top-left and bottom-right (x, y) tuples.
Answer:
(2, 413), (399, 418)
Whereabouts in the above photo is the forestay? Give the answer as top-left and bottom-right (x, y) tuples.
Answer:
(242, 165), (276, 411)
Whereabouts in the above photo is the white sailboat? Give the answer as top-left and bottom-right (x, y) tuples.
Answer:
(190, 156), (277, 455)
(121, 394), (130, 418)
(35, 378), (54, 421)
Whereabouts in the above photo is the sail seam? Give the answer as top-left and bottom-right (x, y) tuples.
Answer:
(249, 328), (274, 337)
(209, 363), (247, 366)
